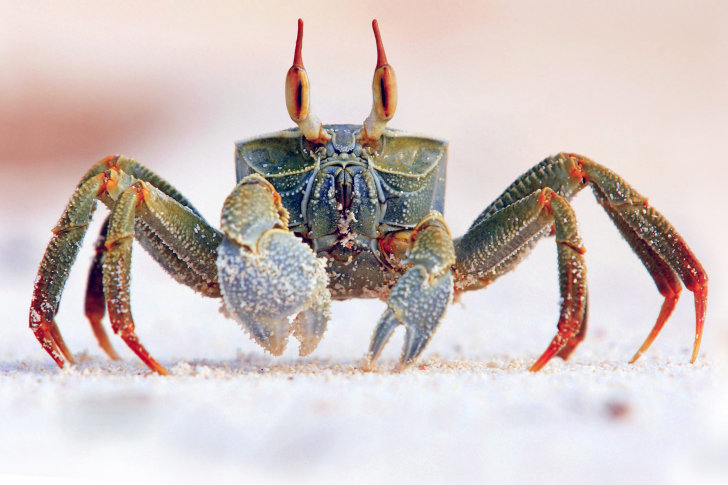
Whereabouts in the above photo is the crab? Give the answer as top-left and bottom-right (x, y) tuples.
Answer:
(30, 19), (708, 375)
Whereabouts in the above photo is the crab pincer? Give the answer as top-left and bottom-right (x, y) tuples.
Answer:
(363, 211), (456, 371)
(216, 174), (332, 356)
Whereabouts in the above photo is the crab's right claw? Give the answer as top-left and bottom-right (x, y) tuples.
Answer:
(217, 175), (331, 356)
(363, 212), (455, 371)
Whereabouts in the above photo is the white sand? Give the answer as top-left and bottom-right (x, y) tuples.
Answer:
(1, 353), (726, 485)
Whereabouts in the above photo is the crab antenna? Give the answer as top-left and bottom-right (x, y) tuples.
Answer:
(285, 19), (330, 144)
(360, 19), (398, 143)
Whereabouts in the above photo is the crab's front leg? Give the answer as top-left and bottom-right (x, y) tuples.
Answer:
(217, 174), (331, 356)
(454, 187), (588, 371)
(363, 211), (456, 371)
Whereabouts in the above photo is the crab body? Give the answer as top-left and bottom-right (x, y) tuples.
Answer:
(235, 124), (447, 299)
(29, 20), (708, 375)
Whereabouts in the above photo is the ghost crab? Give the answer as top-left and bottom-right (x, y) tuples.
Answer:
(30, 19), (708, 375)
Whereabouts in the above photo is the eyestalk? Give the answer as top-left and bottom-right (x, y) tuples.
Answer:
(285, 19), (330, 144)
(360, 19), (398, 143)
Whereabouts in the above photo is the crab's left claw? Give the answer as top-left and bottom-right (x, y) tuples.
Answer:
(363, 212), (455, 371)
(217, 174), (331, 356)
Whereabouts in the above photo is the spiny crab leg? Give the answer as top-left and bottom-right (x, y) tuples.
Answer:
(31, 155), (222, 373)
(454, 186), (588, 372)
(453, 153), (707, 370)
(528, 189), (588, 372)
(574, 154), (708, 363)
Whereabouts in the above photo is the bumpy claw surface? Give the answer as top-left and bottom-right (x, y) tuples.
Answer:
(363, 212), (455, 371)
(217, 175), (331, 356)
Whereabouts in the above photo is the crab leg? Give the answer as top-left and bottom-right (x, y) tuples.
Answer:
(31, 172), (108, 366)
(363, 211), (456, 371)
(454, 152), (707, 369)
(595, 193), (682, 363)
(31, 155), (222, 370)
(217, 174), (331, 357)
(83, 215), (122, 360)
(102, 180), (222, 374)
(573, 154), (708, 362)
(455, 188), (587, 372)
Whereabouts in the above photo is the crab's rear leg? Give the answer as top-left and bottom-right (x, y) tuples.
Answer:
(572, 154), (708, 362)
(32, 155), (223, 371)
(217, 174), (331, 357)
(84, 215), (122, 361)
(363, 211), (456, 371)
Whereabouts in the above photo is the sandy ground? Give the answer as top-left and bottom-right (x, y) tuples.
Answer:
(0, 354), (727, 484)
(1, 1), (727, 484)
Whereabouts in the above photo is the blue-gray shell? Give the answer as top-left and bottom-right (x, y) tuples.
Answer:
(234, 124), (448, 229)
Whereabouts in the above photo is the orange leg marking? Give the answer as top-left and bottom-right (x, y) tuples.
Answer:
(118, 327), (169, 375)
(31, 320), (65, 367)
(691, 285), (708, 363)
(530, 319), (581, 373)
(630, 290), (680, 363)
(30, 286), (76, 366)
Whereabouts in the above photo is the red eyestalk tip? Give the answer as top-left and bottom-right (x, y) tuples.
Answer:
(372, 19), (388, 67)
(293, 18), (304, 68)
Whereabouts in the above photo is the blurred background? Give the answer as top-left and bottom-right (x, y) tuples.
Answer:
(1, 1), (727, 484)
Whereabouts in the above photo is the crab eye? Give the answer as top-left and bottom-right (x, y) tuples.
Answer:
(285, 66), (310, 122)
(372, 64), (397, 121)
(371, 19), (397, 121)
(284, 19), (330, 144)
(360, 19), (398, 142)
(285, 19), (310, 122)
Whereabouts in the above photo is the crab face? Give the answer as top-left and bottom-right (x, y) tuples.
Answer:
(235, 125), (447, 263)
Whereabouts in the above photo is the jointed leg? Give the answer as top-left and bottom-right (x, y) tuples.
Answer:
(31, 156), (222, 371)
(454, 187), (587, 372)
(595, 195), (682, 363)
(31, 171), (108, 367)
(102, 178), (222, 374)
(573, 154), (708, 362)
(84, 216), (122, 361)
(455, 152), (707, 369)
(529, 190), (587, 371)
(102, 185), (167, 374)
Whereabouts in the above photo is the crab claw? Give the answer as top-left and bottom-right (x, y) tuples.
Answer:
(363, 267), (453, 371)
(217, 175), (331, 356)
(363, 212), (455, 371)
